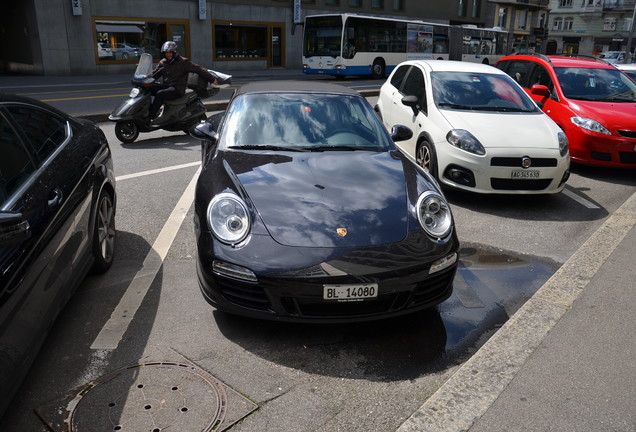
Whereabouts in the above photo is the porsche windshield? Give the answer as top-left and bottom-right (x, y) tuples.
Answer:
(222, 93), (393, 151)
(555, 67), (636, 102)
(432, 71), (539, 112)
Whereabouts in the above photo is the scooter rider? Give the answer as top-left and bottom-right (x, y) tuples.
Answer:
(148, 41), (218, 123)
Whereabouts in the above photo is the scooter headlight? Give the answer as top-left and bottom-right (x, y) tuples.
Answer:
(129, 88), (140, 98)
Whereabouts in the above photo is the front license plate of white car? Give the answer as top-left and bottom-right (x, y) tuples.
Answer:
(511, 170), (540, 179)
(323, 283), (378, 301)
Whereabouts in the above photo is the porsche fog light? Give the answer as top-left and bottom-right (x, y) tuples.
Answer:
(446, 129), (486, 156)
(207, 193), (250, 244)
(213, 260), (257, 282)
(417, 191), (453, 240)
(571, 117), (611, 135)
(429, 252), (458, 275)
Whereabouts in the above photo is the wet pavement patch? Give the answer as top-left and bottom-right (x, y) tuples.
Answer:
(35, 361), (257, 432)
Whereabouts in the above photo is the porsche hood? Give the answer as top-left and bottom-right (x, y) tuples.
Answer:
(223, 151), (412, 248)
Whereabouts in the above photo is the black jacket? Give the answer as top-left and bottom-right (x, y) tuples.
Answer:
(151, 55), (218, 95)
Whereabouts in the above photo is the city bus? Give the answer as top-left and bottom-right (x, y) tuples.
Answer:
(302, 13), (510, 79)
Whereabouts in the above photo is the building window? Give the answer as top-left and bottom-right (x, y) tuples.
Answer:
(564, 17), (573, 30)
(393, 0), (404, 11)
(371, 0), (384, 8)
(604, 17), (617, 31)
(553, 17), (563, 30)
(214, 23), (268, 59)
(498, 8), (508, 28)
(517, 9), (527, 30)
(558, 0), (572, 7)
(471, 0), (481, 19)
(349, 0), (362, 6)
(621, 18), (632, 31)
(325, 0), (340, 4)
(458, 0), (467, 17)
(93, 18), (188, 63)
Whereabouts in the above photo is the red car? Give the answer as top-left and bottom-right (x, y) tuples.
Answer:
(495, 54), (636, 168)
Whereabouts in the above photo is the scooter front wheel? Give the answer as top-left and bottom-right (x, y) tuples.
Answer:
(115, 121), (139, 143)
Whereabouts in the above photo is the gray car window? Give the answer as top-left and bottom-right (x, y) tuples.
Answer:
(0, 115), (36, 207)
(6, 105), (67, 162)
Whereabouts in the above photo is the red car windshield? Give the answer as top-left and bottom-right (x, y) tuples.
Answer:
(555, 67), (636, 102)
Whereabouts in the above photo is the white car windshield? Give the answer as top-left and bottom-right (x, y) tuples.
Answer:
(555, 67), (636, 102)
(221, 93), (393, 151)
(431, 71), (539, 112)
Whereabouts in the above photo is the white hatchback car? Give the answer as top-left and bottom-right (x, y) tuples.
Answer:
(375, 60), (571, 194)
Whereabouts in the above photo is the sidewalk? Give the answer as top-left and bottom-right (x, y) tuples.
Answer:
(397, 191), (636, 432)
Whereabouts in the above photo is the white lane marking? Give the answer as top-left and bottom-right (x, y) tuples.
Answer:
(116, 161), (200, 181)
(562, 186), (600, 209)
(90, 166), (201, 350)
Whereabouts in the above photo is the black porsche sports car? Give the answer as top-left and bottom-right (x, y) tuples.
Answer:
(191, 81), (459, 322)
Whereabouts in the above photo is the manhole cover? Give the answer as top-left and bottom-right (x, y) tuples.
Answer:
(70, 362), (225, 431)
(36, 361), (257, 432)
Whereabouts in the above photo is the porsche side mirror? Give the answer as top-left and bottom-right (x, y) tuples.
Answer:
(390, 125), (413, 142)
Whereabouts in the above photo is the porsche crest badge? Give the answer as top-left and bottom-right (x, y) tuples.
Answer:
(337, 228), (348, 237)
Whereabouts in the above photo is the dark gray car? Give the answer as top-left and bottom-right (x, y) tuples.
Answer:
(0, 94), (117, 416)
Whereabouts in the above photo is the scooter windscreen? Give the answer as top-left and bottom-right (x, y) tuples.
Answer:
(134, 53), (153, 79)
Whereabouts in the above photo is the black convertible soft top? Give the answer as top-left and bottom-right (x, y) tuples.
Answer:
(234, 80), (360, 97)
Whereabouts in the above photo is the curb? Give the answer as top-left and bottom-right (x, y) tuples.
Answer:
(396, 191), (636, 432)
(79, 89), (380, 124)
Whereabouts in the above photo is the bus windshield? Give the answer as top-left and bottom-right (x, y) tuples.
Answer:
(304, 16), (343, 58)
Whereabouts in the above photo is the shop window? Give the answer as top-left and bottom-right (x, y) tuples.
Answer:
(94, 18), (188, 63)
(393, 0), (404, 11)
(215, 23), (268, 60)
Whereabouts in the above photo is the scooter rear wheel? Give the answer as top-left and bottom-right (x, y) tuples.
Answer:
(115, 121), (139, 143)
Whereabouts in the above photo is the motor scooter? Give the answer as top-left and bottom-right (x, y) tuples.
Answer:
(109, 53), (229, 143)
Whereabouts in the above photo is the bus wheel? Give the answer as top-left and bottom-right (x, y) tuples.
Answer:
(371, 59), (385, 79)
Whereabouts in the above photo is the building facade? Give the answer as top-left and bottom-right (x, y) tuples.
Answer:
(545, 0), (636, 56)
(486, 0), (551, 54)
(1, 0), (489, 76)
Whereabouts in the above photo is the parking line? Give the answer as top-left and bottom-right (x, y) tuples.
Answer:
(116, 161), (201, 181)
(562, 186), (600, 209)
(90, 166), (201, 350)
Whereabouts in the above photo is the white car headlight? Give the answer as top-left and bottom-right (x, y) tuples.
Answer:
(571, 117), (612, 135)
(207, 193), (250, 244)
(416, 191), (453, 240)
(558, 131), (569, 157)
(446, 129), (486, 155)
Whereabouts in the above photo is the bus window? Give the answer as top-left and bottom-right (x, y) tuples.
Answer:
(433, 36), (449, 54)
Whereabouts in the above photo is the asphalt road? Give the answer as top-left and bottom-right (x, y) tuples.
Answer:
(0, 76), (635, 431)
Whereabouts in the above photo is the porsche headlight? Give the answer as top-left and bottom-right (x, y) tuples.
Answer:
(417, 191), (453, 240)
(558, 131), (569, 157)
(571, 117), (612, 135)
(207, 193), (250, 244)
(446, 129), (486, 155)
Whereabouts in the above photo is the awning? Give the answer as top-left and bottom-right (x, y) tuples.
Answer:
(96, 24), (143, 34)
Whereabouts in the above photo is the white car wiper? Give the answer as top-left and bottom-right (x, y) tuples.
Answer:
(437, 102), (474, 110)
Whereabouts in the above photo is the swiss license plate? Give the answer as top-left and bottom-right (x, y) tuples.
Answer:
(511, 170), (539, 179)
(323, 283), (378, 302)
